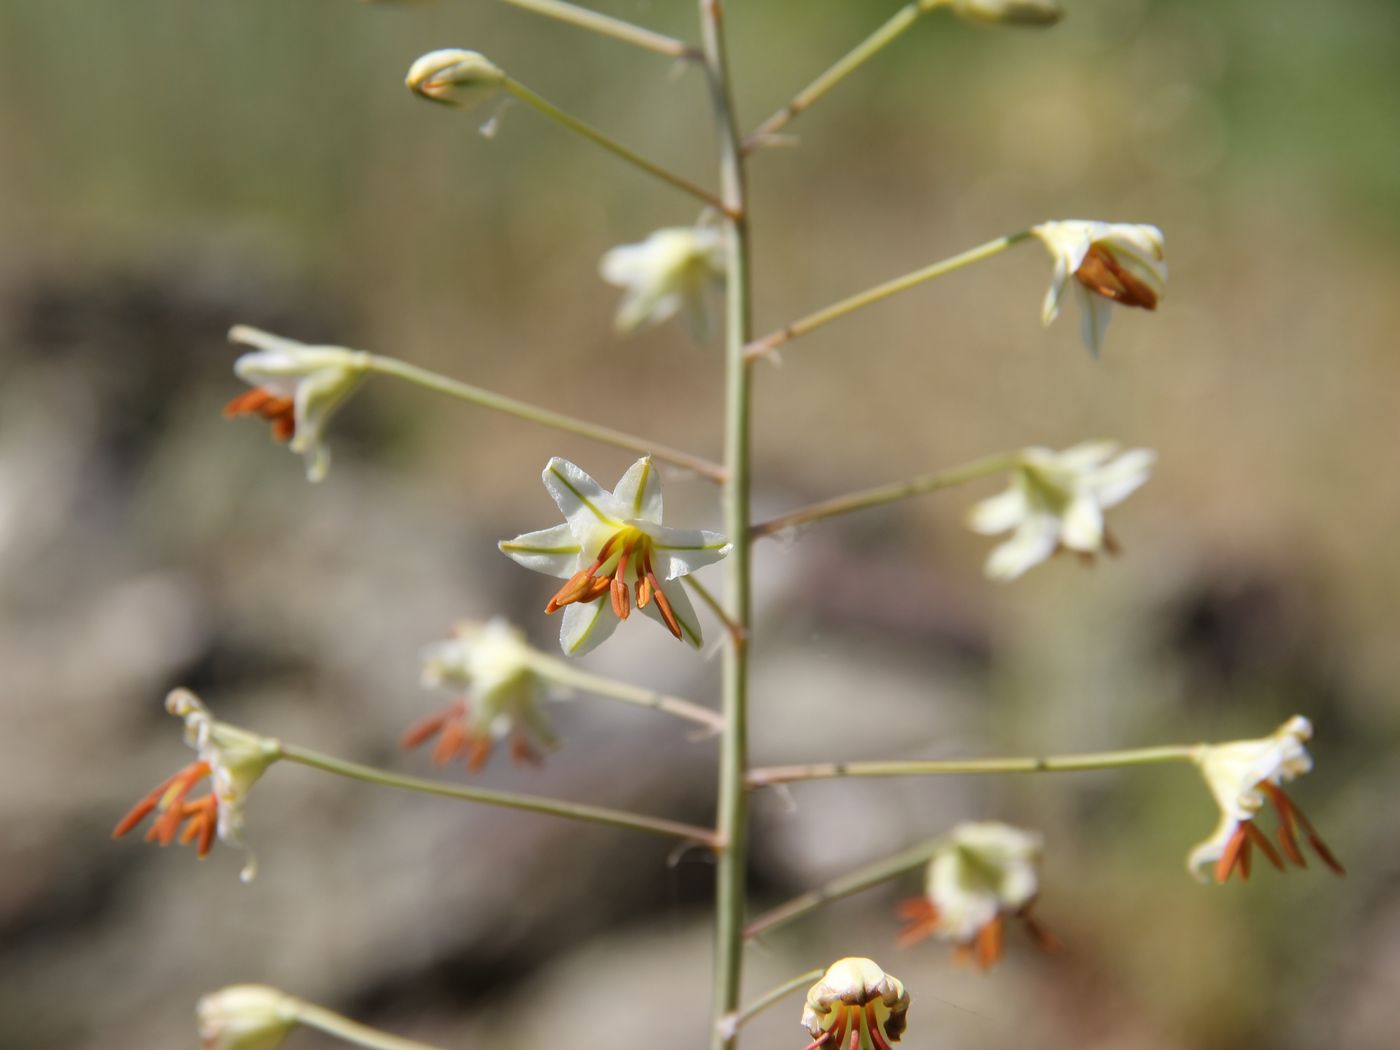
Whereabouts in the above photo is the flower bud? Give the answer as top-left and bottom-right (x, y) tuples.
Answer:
(942, 0), (1064, 25)
(801, 958), (909, 1050)
(406, 49), (506, 109)
(197, 985), (296, 1050)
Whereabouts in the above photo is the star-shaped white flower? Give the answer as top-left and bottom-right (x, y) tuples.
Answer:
(1189, 715), (1345, 883)
(224, 326), (369, 482)
(967, 441), (1155, 581)
(800, 958), (909, 1050)
(897, 821), (1053, 970)
(499, 456), (731, 655)
(403, 619), (559, 771)
(113, 689), (280, 882)
(599, 225), (726, 340)
(1031, 220), (1166, 357)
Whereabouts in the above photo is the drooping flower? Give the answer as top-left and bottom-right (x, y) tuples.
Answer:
(499, 456), (731, 655)
(1031, 221), (1166, 357)
(197, 985), (297, 1050)
(897, 822), (1055, 970)
(1189, 715), (1345, 883)
(599, 225), (726, 340)
(224, 326), (369, 482)
(405, 49), (506, 110)
(113, 689), (279, 882)
(402, 618), (559, 772)
(967, 441), (1155, 581)
(800, 958), (909, 1050)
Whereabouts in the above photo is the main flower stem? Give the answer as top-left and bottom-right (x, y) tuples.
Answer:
(745, 231), (1031, 361)
(292, 1000), (450, 1050)
(502, 78), (732, 215)
(747, 744), (1203, 788)
(742, 1), (926, 152)
(700, 3), (753, 1049)
(750, 451), (1019, 539)
(279, 743), (718, 845)
(365, 353), (726, 482)
(503, 0), (699, 59)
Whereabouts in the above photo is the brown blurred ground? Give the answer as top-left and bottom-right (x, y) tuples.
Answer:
(1, 1), (1398, 1048)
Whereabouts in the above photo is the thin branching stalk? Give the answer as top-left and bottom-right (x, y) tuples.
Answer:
(719, 968), (825, 1038)
(685, 575), (747, 644)
(365, 354), (726, 482)
(503, 0), (699, 59)
(293, 1001), (451, 1050)
(747, 745), (1203, 788)
(750, 452), (1020, 539)
(525, 652), (725, 731)
(279, 743), (719, 845)
(745, 232), (1032, 361)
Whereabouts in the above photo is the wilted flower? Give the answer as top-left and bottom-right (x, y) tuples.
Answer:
(1189, 715), (1345, 883)
(402, 619), (559, 771)
(113, 689), (279, 882)
(224, 326), (369, 482)
(406, 49), (506, 109)
(1031, 221), (1166, 357)
(599, 225), (726, 340)
(941, 0), (1063, 26)
(197, 985), (297, 1050)
(499, 456), (731, 655)
(897, 822), (1055, 970)
(967, 441), (1155, 581)
(800, 958), (909, 1050)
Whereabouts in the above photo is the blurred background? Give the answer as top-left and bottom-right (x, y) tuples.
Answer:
(2, 0), (1398, 1047)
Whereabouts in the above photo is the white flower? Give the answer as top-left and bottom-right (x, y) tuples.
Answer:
(800, 958), (909, 1050)
(967, 441), (1155, 581)
(406, 49), (506, 109)
(898, 822), (1053, 970)
(113, 689), (280, 882)
(225, 326), (369, 482)
(1189, 715), (1345, 883)
(1031, 221), (1166, 357)
(403, 619), (559, 771)
(197, 985), (297, 1050)
(599, 226), (726, 340)
(499, 456), (731, 655)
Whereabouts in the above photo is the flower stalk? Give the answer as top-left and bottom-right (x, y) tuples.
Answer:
(279, 742), (718, 845)
(745, 232), (1031, 361)
(750, 451), (1019, 539)
(747, 744), (1202, 788)
(524, 650), (725, 731)
(364, 353), (726, 482)
(502, 0), (699, 59)
(718, 968), (825, 1038)
(291, 1000), (452, 1050)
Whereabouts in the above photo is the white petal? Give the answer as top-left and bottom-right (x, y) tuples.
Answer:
(641, 578), (703, 649)
(498, 524), (582, 578)
(967, 485), (1029, 535)
(1186, 815), (1238, 882)
(1059, 495), (1104, 552)
(599, 242), (652, 286)
(1077, 285), (1113, 358)
(615, 287), (683, 333)
(1054, 440), (1119, 473)
(645, 526), (732, 579)
(984, 517), (1059, 581)
(542, 458), (622, 533)
(1041, 254), (1072, 326)
(1090, 449), (1156, 508)
(678, 280), (717, 345)
(612, 457), (663, 522)
(559, 600), (620, 657)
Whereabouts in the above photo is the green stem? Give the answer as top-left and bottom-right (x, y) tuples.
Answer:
(747, 745), (1203, 788)
(365, 353), (725, 482)
(750, 451), (1019, 540)
(699, 4), (752, 1050)
(744, 836), (950, 941)
(279, 743), (718, 845)
(503, 0), (699, 59)
(685, 575), (746, 644)
(745, 232), (1032, 361)
(502, 78), (732, 215)
(719, 968), (825, 1038)
(292, 1001), (450, 1050)
(742, 1), (926, 152)
(526, 652), (725, 731)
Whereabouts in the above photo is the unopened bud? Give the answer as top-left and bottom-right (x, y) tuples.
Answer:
(939, 0), (1064, 26)
(406, 49), (505, 109)
(197, 985), (297, 1050)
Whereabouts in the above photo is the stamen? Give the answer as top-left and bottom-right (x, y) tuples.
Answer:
(1243, 820), (1284, 871)
(1019, 908), (1060, 954)
(1214, 824), (1249, 883)
(432, 715), (468, 765)
(848, 1010), (861, 1050)
(466, 734), (493, 772)
(650, 576), (683, 639)
(895, 898), (941, 947)
(864, 1003), (895, 1050)
(399, 703), (461, 750)
(1074, 244), (1159, 310)
(1263, 783), (1345, 876)
(975, 916), (1005, 971)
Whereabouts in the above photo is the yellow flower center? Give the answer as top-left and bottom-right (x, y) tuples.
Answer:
(544, 526), (682, 639)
